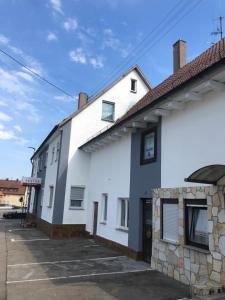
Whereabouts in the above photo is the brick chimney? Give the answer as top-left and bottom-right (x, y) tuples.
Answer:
(78, 92), (88, 110)
(173, 40), (186, 73)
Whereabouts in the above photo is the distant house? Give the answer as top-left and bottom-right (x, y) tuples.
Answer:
(0, 179), (27, 207)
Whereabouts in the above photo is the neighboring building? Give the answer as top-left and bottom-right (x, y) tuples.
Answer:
(0, 179), (27, 207)
(80, 38), (225, 296)
(29, 66), (151, 238)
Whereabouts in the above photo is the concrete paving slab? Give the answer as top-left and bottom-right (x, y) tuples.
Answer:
(7, 256), (150, 283)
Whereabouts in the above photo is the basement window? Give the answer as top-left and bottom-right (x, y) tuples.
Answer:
(185, 199), (208, 250)
(70, 186), (85, 208)
(161, 199), (179, 243)
(130, 79), (137, 93)
(102, 101), (115, 122)
(140, 128), (157, 165)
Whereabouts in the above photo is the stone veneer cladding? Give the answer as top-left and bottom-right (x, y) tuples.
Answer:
(152, 185), (225, 296)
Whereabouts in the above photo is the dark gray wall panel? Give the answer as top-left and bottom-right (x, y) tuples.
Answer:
(52, 121), (71, 224)
(128, 122), (161, 252)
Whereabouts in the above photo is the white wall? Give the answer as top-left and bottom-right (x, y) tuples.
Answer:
(63, 69), (149, 224)
(161, 89), (225, 187)
(86, 134), (131, 246)
(41, 134), (61, 223)
(29, 157), (38, 213)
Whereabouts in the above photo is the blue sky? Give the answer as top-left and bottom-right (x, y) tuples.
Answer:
(0, 0), (224, 179)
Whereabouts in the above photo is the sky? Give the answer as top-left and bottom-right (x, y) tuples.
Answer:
(0, 0), (224, 179)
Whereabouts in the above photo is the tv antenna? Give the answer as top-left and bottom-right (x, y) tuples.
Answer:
(211, 16), (224, 40)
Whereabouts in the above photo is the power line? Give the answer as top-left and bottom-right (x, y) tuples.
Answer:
(0, 48), (75, 99)
(89, 0), (202, 98)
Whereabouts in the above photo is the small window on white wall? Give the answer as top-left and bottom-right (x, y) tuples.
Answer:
(118, 198), (129, 229)
(101, 194), (108, 223)
(70, 186), (85, 208)
(130, 79), (137, 92)
(51, 147), (55, 165)
(48, 186), (54, 208)
(161, 199), (179, 243)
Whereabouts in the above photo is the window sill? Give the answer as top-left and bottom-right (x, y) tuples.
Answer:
(101, 118), (115, 123)
(69, 207), (84, 210)
(99, 221), (107, 225)
(160, 239), (179, 246)
(116, 227), (129, 233)
(184, 245), (210, 254)
(130, 90), (137, 93)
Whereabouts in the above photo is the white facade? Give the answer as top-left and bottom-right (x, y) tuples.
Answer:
(63, 69), (149, 225)
(161, 88), (225, 187)
(86, 134), (131, 246)
(41, 134), (61, 223)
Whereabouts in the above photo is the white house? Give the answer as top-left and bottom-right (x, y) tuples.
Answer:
(28, 65), (151, 239)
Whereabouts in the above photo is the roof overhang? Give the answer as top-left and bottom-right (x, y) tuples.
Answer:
(184, 164), (225, 185)
(80, 66), (225, 153)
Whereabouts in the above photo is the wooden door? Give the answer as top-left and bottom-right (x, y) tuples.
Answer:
(143, 198), (152, 263)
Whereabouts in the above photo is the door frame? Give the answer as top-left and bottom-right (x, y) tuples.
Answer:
(142, 198), (153, 263)
(93, 201), (98, 237)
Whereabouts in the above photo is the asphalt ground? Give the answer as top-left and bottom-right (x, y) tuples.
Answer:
(0, 218), (191, 300)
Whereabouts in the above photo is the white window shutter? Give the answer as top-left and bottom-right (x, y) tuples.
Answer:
(163, 203), (179, 242)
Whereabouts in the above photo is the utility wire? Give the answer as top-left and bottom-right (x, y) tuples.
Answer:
(0, 48), (75, 99)
(89, 0), (202, 98)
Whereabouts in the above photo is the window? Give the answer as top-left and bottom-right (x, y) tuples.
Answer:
(101, 194), (108, 223)
(40, 188), (44, 207)
(185, 199), (208, 250)
(48, 186), (54, 207)
(70, 186), (85, 208)
(51, 147), (55, 165)
(55, 142), (60, 162)
(118, 198), (129, 229)
(141, 128), (157, 164)
(130, 79), (137, 92)
(44, 152), (48, 168)
(161, 199), (179, 243)
(102, 101), (115, 122)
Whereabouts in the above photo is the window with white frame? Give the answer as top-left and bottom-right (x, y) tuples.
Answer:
(185, 199), (208, 250)
(118, 198), (129, 229)
(130, 78), (137, 92)
(161, 199), (179, 243)
(55, 142), (60, 162)
(70, 186), (85, 208)
(40, 188), (44, 207)
(48, 185), (54, 208)
(101, 194), (108, 223)
(102, 101), (115, 122)
(51, 147), (55, 164)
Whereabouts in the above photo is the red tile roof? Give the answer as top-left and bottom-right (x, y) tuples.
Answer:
(81, 37), (225, 148)
(0, 180), (26, 196)
(117, 37), (225, 124)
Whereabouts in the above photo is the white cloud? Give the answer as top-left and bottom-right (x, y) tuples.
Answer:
(69, 48), (87, 64)
(63, 18), (78, 31)
(0, 111), (12, 122)
(16, 71), (33, 82)
(0, 100), (7, 107)
(102, 28), (131, 58)
(14, 125), (22, 132)
(50, 0), (63, 14)
(0, 128), (15, 140)
(15, 101), (40, 123)
(47, 32), (58, 42)
(54, 95), (75, 103)
(90, 57), (104, 69)
(0, 34), (9, 45)
(0, 68), (30, 95)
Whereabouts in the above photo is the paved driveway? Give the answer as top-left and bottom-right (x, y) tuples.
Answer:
(0, 219), (191, 300)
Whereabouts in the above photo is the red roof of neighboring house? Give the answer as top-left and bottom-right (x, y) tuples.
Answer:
(0, 179), (26, 196)
(80, 37), (225, 148)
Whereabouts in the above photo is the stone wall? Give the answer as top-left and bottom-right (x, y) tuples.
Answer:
(152, 185), (225, 296)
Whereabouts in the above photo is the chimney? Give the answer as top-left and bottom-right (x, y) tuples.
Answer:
(173, 40), (186, 73)
(78, 92), (88, 110)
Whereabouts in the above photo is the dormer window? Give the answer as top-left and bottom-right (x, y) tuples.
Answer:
(130, 79), (137, 93)
(102, 101), (115, 122)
